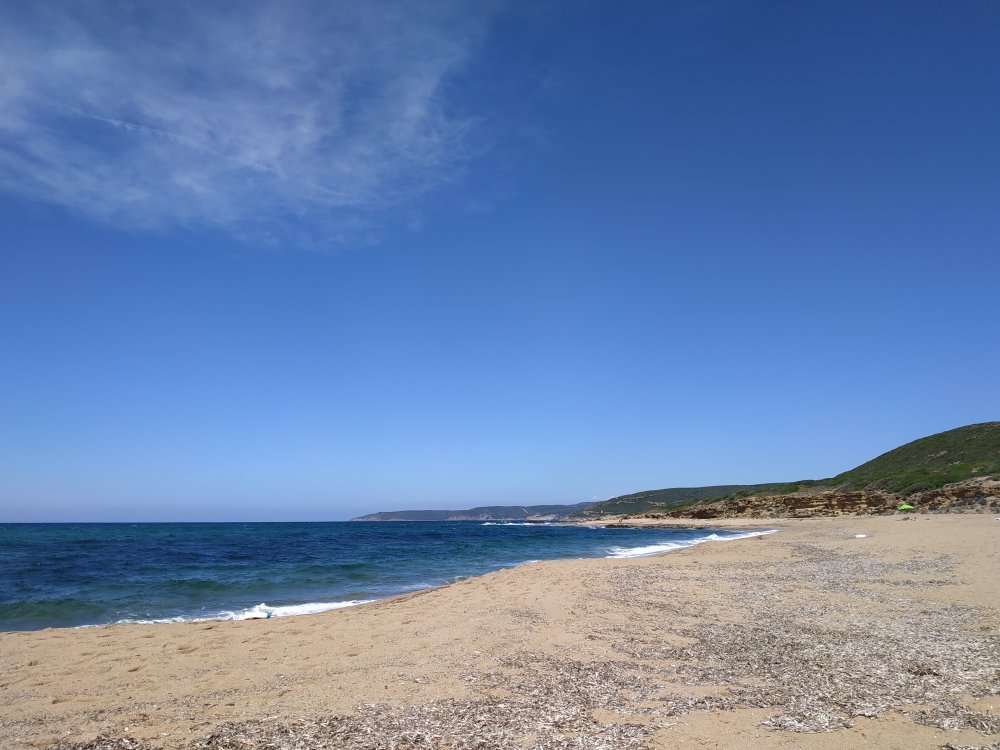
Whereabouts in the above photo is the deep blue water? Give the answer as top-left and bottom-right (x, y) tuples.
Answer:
(0, 522), (772, 631)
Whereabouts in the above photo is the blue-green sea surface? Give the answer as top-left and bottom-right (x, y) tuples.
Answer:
(0, 522), (775, 631)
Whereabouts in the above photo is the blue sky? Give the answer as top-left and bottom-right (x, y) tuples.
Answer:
(1, 1), (997, 522)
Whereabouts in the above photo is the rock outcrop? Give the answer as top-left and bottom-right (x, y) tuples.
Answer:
(647, 477), (1000, 519)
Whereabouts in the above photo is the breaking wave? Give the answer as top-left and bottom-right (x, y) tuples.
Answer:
(606, 529), (778, 558)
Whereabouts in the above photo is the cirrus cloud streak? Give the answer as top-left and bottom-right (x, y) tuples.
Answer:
(0, 1), (496, 243)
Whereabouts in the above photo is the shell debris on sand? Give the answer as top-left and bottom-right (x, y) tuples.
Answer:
(604, 543), (998, 734)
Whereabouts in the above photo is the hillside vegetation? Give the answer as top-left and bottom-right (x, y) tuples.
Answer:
(576, 422), (999, 517)
(573, 485), (775, 517)
(815, 421), (1000, 494)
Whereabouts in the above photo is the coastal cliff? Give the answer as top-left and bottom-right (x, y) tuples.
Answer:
(649, 477), (1000, 519)
(580, 422), (1000, 520)
(355, 423), (999, 523)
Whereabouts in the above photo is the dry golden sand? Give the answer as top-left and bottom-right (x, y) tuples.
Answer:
(1, 515), (997, 749)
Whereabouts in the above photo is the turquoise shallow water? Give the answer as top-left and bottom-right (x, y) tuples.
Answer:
(0, 521), (773, 630)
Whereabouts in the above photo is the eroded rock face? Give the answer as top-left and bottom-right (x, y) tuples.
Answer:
(910, 477), (1000, 512)
(657, 478), (1000, 519)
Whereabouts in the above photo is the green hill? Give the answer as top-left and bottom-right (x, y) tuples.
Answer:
(576, 422), (999, 517)
(814, 421), (1000, 494)
(573, 485), (776, 517)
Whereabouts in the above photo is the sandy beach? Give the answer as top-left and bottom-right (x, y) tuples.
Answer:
(2, 514), (997, 749)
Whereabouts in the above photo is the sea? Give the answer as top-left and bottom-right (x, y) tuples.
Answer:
(0, 521), (774, 631)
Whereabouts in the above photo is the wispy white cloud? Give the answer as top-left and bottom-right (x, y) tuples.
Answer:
(0, 1), (496, 244)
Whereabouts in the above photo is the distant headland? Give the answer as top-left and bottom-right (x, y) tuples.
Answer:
(350, 502), (594, 522)
(358, 422), (1000, 521)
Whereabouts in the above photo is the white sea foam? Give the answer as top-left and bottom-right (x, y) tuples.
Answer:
(606, 541), (688, 557)
(480, 522), (546, 526)
(235, 600), (374, 619)
(109, 599), (374, 626)
(606, 529), (778, 558)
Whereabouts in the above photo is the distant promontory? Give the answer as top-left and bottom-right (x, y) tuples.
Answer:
(351, 502), (595, 522)
(355, 422), (999, 522)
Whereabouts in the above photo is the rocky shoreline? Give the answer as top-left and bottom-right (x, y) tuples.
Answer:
(636, 477), (1000, 520)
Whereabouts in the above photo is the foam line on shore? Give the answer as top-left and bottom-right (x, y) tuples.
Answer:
(106, 599), (375, 626)
(606, 528), (778, 558)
